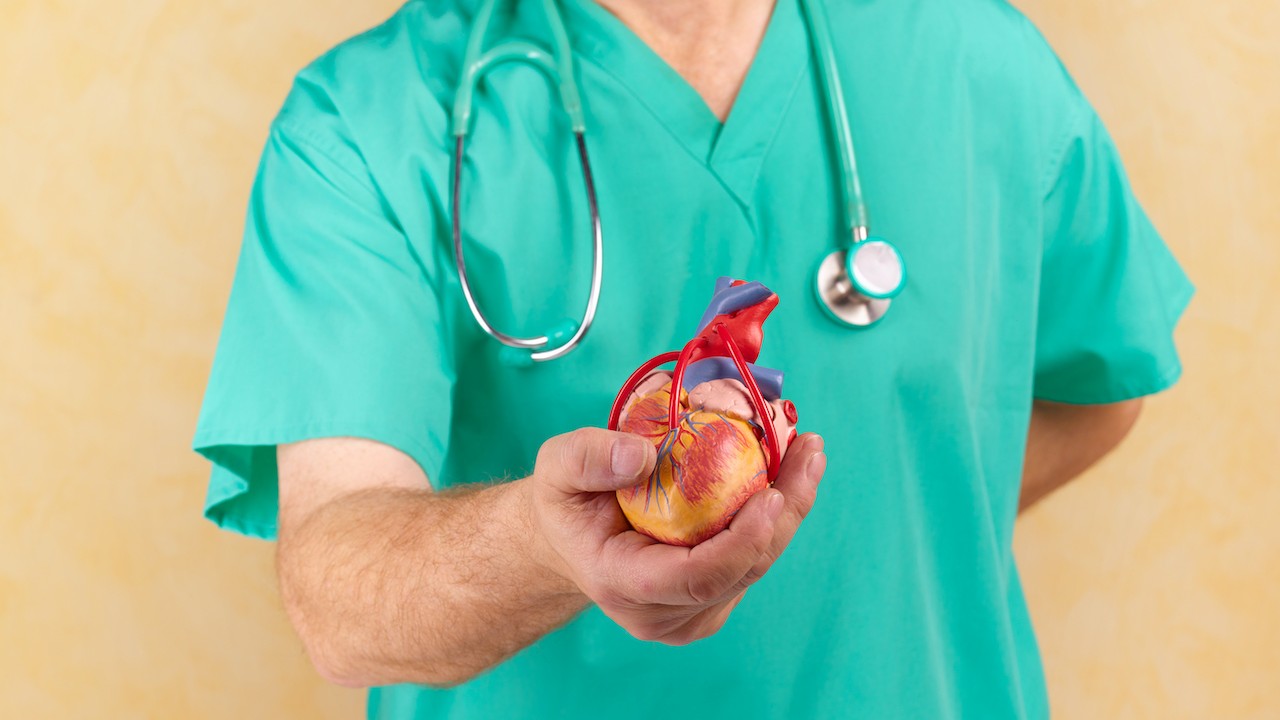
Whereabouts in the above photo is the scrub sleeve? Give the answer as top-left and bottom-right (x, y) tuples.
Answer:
(192, 85), (454, 540)
(1032, 76), (1195, 404)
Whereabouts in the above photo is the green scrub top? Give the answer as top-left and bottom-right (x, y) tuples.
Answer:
(194, 0), (1193, 717)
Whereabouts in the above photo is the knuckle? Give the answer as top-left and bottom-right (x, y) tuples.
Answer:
(686, 569), (731, 605)
(627, 623), (665, 643)
(534, 435), (561, 475)
(701, 614), (730, 639)
(660, 629), (698, 646)
(663, 618), (719, 646)
(737, 530), (772, 561)
(740, 564), (768, 588)
(558, 430), (593, 479)
(792, 486), (821, 524)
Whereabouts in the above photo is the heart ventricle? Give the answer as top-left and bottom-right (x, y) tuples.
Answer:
(616, 380), (769, 547)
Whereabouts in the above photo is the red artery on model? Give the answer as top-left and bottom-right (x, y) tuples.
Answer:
(607, 278), (797, 546)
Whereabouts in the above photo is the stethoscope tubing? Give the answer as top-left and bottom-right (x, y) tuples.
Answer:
(798, 0), (869, 243)
(450, 131), (603, 361)
(450, 0), (899, 359)
(450, 0), (601, 361)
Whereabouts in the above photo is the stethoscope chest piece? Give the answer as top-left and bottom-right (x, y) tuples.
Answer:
(814, 236), (905, 327)
(449, 0), (907, 360)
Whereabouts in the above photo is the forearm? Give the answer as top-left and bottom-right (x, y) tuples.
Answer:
(1019, 398), (1143, 512)
(277, 479), (588, 688)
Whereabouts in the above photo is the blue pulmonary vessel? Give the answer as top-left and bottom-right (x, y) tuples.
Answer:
(694, 278), (777, 332)
(608, 276), (791, 485)
(681, 278), (784, 400)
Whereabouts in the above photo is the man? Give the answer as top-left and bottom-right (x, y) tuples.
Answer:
(194, 0), (1193, 717)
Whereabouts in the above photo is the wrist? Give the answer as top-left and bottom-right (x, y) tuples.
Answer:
(510, 477), (584, 600)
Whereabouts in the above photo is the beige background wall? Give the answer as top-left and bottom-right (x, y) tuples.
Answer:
(1, 0), (1276, 717)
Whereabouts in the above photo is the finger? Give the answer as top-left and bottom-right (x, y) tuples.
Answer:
(658, 591), (747, 646)
(535, 428), (657, 494)
(772, 433), (825, 528)
(728, 436), (826, 596)
(604, 487), (783, 605)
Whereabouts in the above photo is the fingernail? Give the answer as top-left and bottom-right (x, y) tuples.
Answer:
(809, 434), (825, 453)
(765, 491), (785, 521)
(806, 452), (827, 483)
(611, 438), (647, 478)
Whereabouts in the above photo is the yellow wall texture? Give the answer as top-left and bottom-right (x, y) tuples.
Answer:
(0, 1), (1275, 718)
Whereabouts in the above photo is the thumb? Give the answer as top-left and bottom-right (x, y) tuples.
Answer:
(535, 428), (658, 494)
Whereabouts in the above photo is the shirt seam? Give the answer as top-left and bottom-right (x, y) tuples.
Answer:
(1037, 97), (1089, 202)
(708, 57), (810, 214)
(573, 56), (715, 169)
(269, 120), (387, 208)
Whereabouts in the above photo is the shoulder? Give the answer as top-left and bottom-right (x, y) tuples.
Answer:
(270, 0), (466, 156)
(951, 1), (1088, 118)
(832, 0), (1086, 108)
(949, 1), (1090, 138)
(836, 0), (1092, 181)
(896, 0), (1078, 97)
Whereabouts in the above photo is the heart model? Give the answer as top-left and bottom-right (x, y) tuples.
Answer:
(608, 279), (798, 546)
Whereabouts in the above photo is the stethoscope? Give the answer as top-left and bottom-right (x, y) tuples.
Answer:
(450, 0), (906, 365)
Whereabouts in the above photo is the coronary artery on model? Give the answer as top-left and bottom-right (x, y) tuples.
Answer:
(608, 278), (798, 547)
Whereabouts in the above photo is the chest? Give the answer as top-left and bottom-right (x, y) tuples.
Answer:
(437, 75), (1040, 435)
(596, 2), (777, 121)
(376, 6), (1051, 456)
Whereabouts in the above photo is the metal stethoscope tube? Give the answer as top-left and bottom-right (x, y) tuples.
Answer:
(450, 0), (602, 363)
(451, 132), (602, 362)
(800, 0), (906, 328)
(449, 0), (907, 363)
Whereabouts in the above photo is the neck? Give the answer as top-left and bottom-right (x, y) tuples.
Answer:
(594, 0), (777, 121)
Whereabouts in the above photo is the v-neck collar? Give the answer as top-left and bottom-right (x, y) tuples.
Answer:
(562, 0), (809, 207)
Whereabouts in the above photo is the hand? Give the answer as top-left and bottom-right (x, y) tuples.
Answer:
(524, 427), (826, 645)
